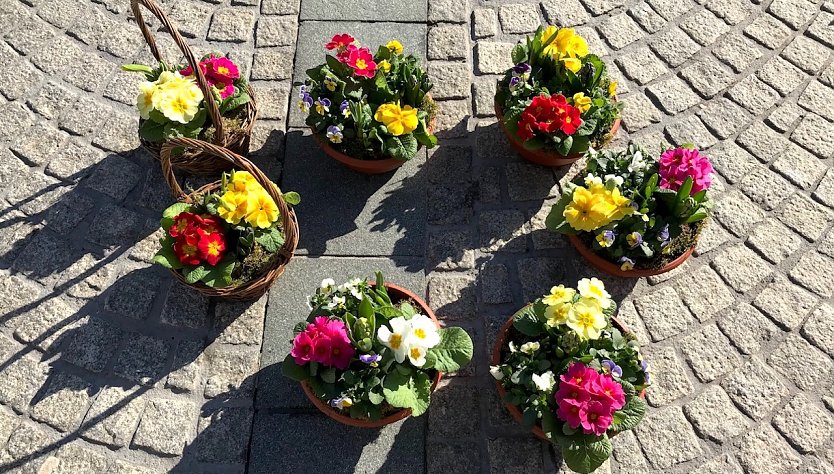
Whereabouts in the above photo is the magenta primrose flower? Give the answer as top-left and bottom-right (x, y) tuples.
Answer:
(658, 147), (713, 195)
(553, 362), (626, 436)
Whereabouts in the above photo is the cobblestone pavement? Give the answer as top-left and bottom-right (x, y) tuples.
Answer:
(1, 0), (834, 472)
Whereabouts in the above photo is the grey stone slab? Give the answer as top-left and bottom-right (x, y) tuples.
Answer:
(259, 256), (424, 410)
(294, 21), (427, 83)
(282, 130), (426, 257)
(300, 0), (426, 22)
(248, 413), (425, 474)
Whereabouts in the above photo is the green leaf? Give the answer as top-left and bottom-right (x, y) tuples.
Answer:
(558, 435), (613, 474)
(122, 64), (154, 74)
(152, 239), (183, 270)
(139, 119), (165, 142)
(281, 354), (309, 381)
(511, 43), (527, 64)
(321, 367), (337, 384)
(610, 395), (646, 433)
(283, 191), (301, 206)
(382, 370), (431, 416)
(202, 257), (235, 288)
(428, 327), (473, 373)
(522, 136), (546, 151)
(359, 296), (374, 319)
(368, 390), (385, 405)
(183, 265), (211, 284)
(384, 134), (418, 161)
(161, 203), (195, 230)
(512, 305), (544, 337)
(399, 302), (417, 319)
(412, 120), (437, 148)
(556, 135), (574, 156)
(220, 91), (251, 114)
(255, 232), (278, 253)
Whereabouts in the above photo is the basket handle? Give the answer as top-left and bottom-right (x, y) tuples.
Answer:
(130, 0), (225, 143)
(160, 137), (298, 259)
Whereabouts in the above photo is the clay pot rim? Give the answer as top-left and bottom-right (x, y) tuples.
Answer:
(567, 234), (695, 278)
(301, 281), (443, 428)
(490, 306), (644, 441)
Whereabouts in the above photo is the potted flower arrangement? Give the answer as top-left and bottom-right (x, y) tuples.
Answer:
(151, 138), (299, 300)
(545, 144), (714, 277)
(491, 279), (649, 474)
(494, 26), (622, 167)
(282, 273), (473, 426)
(127, 0), (257, 176)
(300, 33), (438, 174)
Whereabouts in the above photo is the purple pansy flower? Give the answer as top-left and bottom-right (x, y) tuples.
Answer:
(359, 354), (382, 365)
(619, 256), (635, 271)
(513, 62), (531, 76)
(340, 100), (351, 117)
(626, 231), (643, 248)
(602, 359), (623, 378)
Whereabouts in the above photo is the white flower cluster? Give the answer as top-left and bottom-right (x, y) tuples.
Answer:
(378, 315), (440, 367)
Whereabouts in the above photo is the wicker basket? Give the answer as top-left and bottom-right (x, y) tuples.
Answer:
(131, 0), (258, 177)
(159, 137), (297, 300)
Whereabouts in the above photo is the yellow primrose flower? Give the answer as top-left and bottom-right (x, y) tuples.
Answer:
(545, 302), (572, 327)
(542, 284), (576, 306)
(566, 297), (606, 340)
(374, 102), (418, 136)
(563, 31), (589, 58)
(561, 57), (582, 73)
(563, 186), (618, 232)
(609, 81), (617, 96)
(378, 59), (391, 74)
(218, 191), (249, 225)
(386, 40), (404, 54)
(572, 92), (592, 113)
(137, 81), (156, 119)
(229, 170), (259, 193)
(154, 87), (202, 124)
(577, 277), (612, 309)
(245, 190), (280, 229)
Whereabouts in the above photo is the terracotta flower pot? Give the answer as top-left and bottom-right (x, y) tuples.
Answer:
(491, 308), (644, 441)
(301, 281), (443, 428)
(312, 132), (408, 175)
(494, 101), (621, 168)
(567, 234), (694, 278)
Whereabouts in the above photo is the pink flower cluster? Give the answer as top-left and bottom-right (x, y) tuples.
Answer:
(181, 54), (241, 99)
(555, 363), (626, 436)
(325, 33), (377, 78)
(658, 147), (713, 195)
(291, 317), (356, 370)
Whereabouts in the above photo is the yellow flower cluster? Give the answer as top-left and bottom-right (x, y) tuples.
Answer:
(542, 278), (611, 340)
(542, 26), (589, 73)
(217, 171), (280, 229)
(563, 181), (633, 232)
(137, 71), (204, 124)
(374, 102), (418, 136)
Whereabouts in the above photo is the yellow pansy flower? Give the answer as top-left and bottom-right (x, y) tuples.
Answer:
(386, 40), (404, 54)
(374, 102), (418, 136)
(245, 190), (280, 229)
(566, 297), (606, 340)
(572, 92), (592, 113)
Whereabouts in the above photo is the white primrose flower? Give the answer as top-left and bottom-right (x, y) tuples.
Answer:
(339, 278), (364, 300)
(532, 371), (556, 392)
(584, 174), (603, 187)
(520, 341), (540, 354)
(489, 365), (504, 381)
(320, 278), (336, 294)
(406, 314), (441, 349)
(377, 317), (411, 363)
(406, 344), (427, 367)
(325, 295), (346, 310)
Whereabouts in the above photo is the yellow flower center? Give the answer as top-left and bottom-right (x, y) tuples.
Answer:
(207, 241), (222, 257)
(355, 59), (367, 70)
(389, 334), (402, 349)
(413, 328), (426, 339)
(217, 66), (229, 75)
(410, 347), (421, 359)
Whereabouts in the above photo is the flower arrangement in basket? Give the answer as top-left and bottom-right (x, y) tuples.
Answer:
(282, 273), (473, 426)
(491, 279), (650, 474)
(127, 0), (257, 176)
(494, 26), (622, 165)
(151, 138), (299, 300)
(300, 34), (438, 173)
(545, 143), (714, 276)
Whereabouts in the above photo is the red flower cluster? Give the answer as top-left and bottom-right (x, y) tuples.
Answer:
(517, 94), (582, 141)
(554, 363), (626, 436)
(169, 212), (227, 266)
(290, 316), (356, 370)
